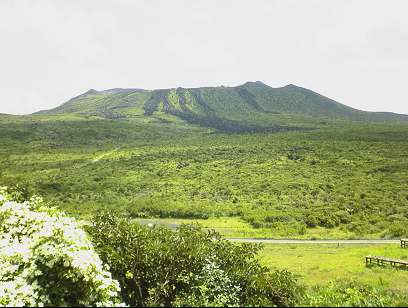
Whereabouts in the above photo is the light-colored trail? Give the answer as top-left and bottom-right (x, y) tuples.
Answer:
(92, 146), (122, 163)
(71, 146), (123, 170)
(227, 238), (400, 244)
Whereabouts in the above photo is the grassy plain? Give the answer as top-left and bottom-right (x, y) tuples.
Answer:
(260, 244), (408, 292)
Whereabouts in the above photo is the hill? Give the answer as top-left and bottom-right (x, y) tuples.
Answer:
(35, 82), (408, 132)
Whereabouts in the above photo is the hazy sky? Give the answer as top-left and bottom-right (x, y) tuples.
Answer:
(1, 0), (408, 115)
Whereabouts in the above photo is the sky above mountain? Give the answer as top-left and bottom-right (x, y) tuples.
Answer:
(1, 0), (408, 115)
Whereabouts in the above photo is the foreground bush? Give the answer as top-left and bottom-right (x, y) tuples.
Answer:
(0, 188), (124, 307)
(303, 279), (408, 307)
(88, 212), (304, 307)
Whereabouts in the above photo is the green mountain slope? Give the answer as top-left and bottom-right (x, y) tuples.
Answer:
(36, 82), (408, 132)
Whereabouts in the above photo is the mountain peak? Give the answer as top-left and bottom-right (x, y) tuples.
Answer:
(242, 81), (268, 87)
(101, 88), (145, 94)
(84, 89), (99, 95)
(283, 84), (300, 89)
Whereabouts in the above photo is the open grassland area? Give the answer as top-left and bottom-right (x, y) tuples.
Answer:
(260, 244), (408, 292)
(1, 115), (408, 239)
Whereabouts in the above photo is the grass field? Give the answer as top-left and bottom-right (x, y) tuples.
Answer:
(260, 244), (408, 292)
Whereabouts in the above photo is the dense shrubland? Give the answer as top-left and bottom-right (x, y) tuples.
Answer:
(2, 118), (408, 239)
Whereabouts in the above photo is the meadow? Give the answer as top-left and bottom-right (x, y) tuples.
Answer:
(260, 243), (408, 292)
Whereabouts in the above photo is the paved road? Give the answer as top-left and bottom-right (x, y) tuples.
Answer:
(227, 238), (400, 244)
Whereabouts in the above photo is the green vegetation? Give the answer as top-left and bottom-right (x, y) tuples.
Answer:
(260, 243), (408, 306)
(1, 114), (408, 239)
(37, 82), (408, 132)
(260, 244), (408, 291)
(131, 217), (357, 239)
(304, 280), (408, 307)
(3, 188), (407, 307)
(88, 212), (304, 307)
(2, 82), (408, 306)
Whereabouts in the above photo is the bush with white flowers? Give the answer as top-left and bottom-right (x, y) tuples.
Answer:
(0, 187), (124, 307)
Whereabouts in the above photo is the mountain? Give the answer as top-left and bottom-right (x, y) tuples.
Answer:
(35, 82), (408, 132)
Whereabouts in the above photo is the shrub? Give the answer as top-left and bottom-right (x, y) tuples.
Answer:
(304, 214), (319, 228)
(0, 187), (124, 307)
(88, 211), (304, 307)
(386, 223), (408, 238)
(318, 213), (340, 228)
(3, 184), (32, 203)
(304, 212), (340, 229)
(347, 221), (375, 235)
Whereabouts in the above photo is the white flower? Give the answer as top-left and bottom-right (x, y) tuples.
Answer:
(0, 191), (125, 307)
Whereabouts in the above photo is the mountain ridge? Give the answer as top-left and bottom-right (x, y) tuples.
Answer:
(33, 81), (408, 132)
